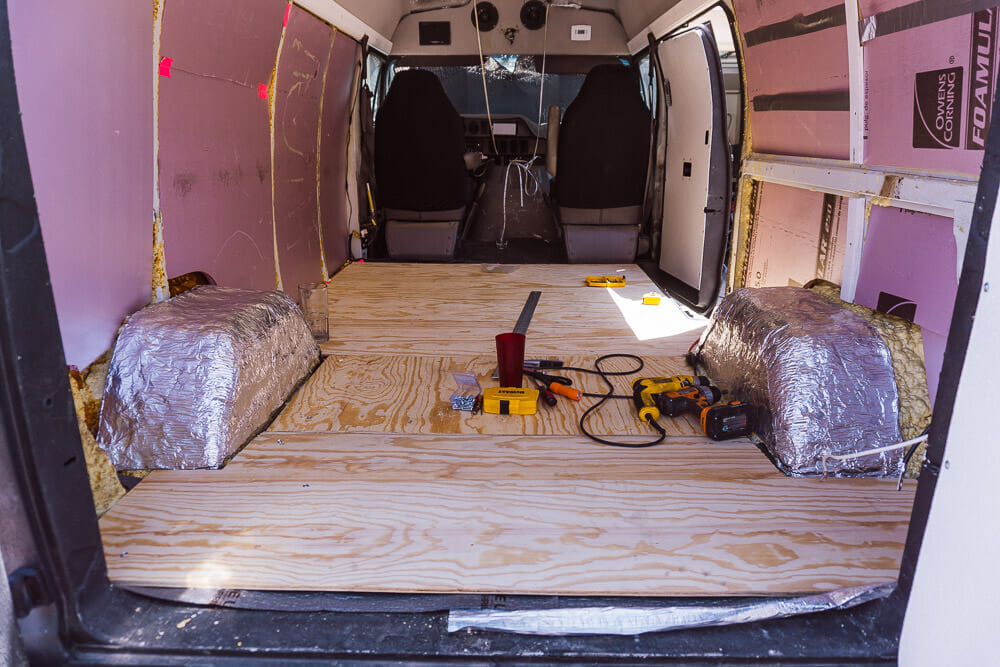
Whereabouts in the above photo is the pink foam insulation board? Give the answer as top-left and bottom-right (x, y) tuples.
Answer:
(864, 7), (999, 175)
(735, 0), (850, 159)
(272, 5), (334, 291)
(739, 182), (847, 289)
(10, 1), (153, 368)
(854, 207), (958, 402)
(159, 0), (285, 291)
(318, 36), (361, 273)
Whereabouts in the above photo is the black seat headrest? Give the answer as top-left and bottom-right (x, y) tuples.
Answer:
(553, 64), (651, 210)
(375, 69), (470, 212)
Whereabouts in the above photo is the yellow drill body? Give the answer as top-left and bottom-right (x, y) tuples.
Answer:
(631, 375), (709, 422)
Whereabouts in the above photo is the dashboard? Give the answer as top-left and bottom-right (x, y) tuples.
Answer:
(462, 115), (547, 162)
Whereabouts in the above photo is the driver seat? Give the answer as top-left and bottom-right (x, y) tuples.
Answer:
(374, 69), (472, 259)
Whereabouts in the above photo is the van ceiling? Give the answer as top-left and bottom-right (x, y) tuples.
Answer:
(331, 0), (687, 54)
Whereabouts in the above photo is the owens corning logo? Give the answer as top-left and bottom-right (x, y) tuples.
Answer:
(967, 8), (997, 150)
(913, 66), (963, 149)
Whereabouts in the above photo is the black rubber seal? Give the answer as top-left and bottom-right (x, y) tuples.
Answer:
(743, 5), (847, 48)
(752, 91), (851, 112)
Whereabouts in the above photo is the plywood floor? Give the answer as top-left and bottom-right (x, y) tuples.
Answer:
(100, 263), (916, 596)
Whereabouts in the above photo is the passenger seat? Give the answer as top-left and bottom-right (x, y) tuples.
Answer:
(551, 64), (651, 263)
(374, 69), (473, 260)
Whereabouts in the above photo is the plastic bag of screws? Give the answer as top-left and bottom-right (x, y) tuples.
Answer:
(450, 373), (482, 412)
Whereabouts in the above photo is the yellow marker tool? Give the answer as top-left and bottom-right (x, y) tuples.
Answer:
(365, 183), (377, 226)
(585, 275), (626, 287)
(483, 387), (539, 415)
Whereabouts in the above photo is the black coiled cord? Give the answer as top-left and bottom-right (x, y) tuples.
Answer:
(560, 354), (667, 448)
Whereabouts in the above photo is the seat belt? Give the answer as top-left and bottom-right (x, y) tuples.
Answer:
(639, 34), (659, 227)
(639, 32), (662, 231)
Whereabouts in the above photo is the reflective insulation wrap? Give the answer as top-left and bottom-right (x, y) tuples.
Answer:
(694, 287), (902, 476)
(97, 286), (320, 469)
(448, 583), (893, 635)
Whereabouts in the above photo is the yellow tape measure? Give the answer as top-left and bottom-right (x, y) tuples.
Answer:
(585, 275), (626, 287)
(483, 387), (539, 415)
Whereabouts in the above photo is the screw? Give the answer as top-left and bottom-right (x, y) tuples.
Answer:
(985, 283), (990, 293)
(944, 460), (951, 469)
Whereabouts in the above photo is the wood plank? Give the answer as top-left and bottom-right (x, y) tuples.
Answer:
(225, 432), (775, 479)
(269, 354), (705, 436)
(328, 262), (644, 291)
(100, 433), (915, 596)
(322, 262), (706, 357)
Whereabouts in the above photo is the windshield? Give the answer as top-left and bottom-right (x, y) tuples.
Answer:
(400, 56), (587, 121)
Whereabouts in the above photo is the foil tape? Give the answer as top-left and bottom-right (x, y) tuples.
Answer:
(694, 287), (902, 477)
(448, 583), (893, 635)
(97, 286), (320, 469)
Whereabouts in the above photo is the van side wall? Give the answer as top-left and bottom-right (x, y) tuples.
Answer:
(9, 1), (152, 370)
(728, 0), (984, 402)
(10, 0), (359, 370)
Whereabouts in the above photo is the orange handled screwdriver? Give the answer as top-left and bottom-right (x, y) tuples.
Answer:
(549, 381), (582, 401)
(524, 369), (582, 402)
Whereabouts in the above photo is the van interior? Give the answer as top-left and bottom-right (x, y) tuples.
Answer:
(1, 0), (993, 662)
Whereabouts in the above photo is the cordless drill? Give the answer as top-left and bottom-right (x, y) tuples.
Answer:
(632, 378), (756, 441)
(631, 375), (710, 422)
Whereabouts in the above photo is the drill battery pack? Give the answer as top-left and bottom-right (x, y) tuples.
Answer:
(483, 387), (539, 415)
(700, 401), (755, 441)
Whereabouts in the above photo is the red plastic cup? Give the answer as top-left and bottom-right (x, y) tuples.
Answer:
(495, 332), (526, 388)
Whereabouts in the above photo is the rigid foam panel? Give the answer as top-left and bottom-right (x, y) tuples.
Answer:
(738, 182), (847, 289)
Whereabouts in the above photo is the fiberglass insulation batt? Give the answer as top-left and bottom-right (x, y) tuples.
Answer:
(694, 287), (902, 477)
(97, 286), (320, 469)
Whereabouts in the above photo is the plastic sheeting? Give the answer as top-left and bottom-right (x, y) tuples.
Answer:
(97, 286), (319, 469)
(693, 287), (903, 476)
(447, 583), (893, 635)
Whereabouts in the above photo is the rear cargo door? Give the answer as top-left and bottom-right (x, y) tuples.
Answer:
(656, 26), (730, 310)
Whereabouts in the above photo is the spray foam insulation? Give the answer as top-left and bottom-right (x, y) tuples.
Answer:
(68, 366), (125, 515)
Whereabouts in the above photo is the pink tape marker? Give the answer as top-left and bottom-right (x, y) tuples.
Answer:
(258, 83), (269, 99)
(158, 56), (173, 78)
(282, 3), (292, 27)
